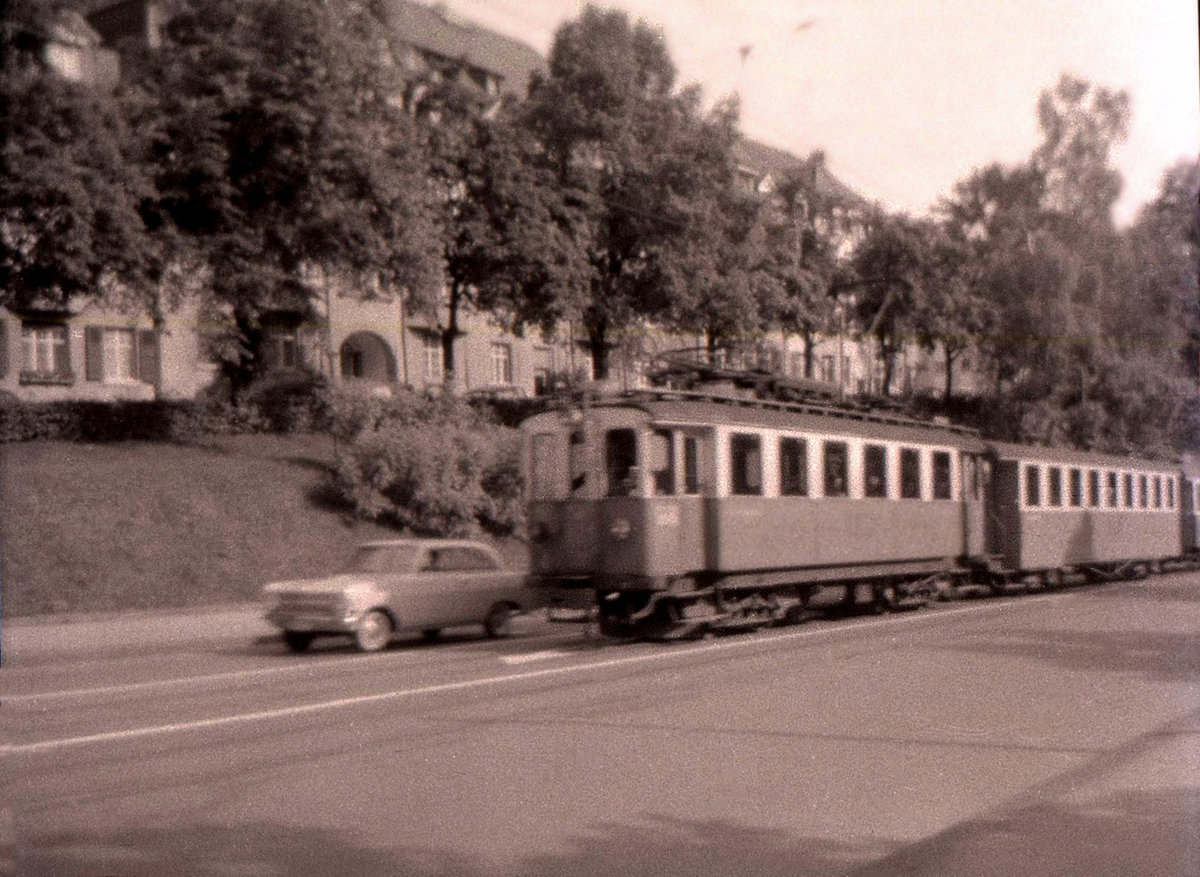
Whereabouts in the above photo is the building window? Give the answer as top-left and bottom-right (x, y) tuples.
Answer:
(1153, 476), (1163, 508)
(779, 437), (808, 496)
(423, 335), (442, 381)
(1106, 471), (1118, 507)
(900, 448), (921, 499)
(932, 451), (953, 500)
(730, 433), (763, 496)
(490, 343), (512, 384)
(823, 441), (848, 497)
(864, 444), (888, 498)
(1025, 464), (1041, 507)
(1167, 478), (1176, 508)
(1087, 470), (1100, 507)
(1123, 473), (1134, 508)
(1138, 475), (1148, 508)
(21, 323), (71, 382)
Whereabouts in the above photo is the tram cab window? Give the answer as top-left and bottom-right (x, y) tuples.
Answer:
(1069, 469), (1083, 506)
(1025, 465), (1041, 507)
(779, 437), (808, 496)
(605, 429), (638, 496)
(932, 452), (953, 500)
(1166, 477), (1175, 508)
(864, 444), (888, 498)
(1106, 471), (1118, 507)
(649, 429), (674, 496)
(1153, 476), (1163, 508)
(1123, 473), (1134, 508)
(900, 448), (921, 499)
(1087, 470), (1100, 507)
(823, 441), (848, 497)
(1048, 467), (1063, 507)
(731, 433), (763, 496)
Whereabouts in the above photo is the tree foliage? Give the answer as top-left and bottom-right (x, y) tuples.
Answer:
(130, 0), (442, 394)
(1, 3), (158, 312)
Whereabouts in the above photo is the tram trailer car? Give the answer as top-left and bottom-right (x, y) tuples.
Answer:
(521, 392), (990, 638)
(985, 442), (1186, 585)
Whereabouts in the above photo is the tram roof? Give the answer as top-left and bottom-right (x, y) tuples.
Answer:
(986, 441), (1180, 472)
(584, 391), (987, 449)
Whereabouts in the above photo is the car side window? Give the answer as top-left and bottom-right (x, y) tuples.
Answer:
(427, 547), (497, 571)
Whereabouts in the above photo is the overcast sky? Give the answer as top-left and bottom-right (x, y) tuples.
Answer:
(440, 0), (1199, 226)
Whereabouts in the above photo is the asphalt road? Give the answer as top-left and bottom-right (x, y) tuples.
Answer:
(3, 572), (1199, 876)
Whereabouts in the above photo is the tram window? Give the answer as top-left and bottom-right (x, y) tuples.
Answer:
(605, 429), (638, 496)
(731, 433), (763, 496)
(1105, 471), (1118, 507)
(1138, 475), (1148, 508)
(1087, 470), (1100, 507)
(779, 437), (808, 496)
(1153, 476), (1162, 508)
(1167, 477), (1175, 508)
(1123, 473), (1134, 508)
(683, 436), (700, 495)
(1048, 467), (1063, 507)
(864, 444), (888, 498)
(649, 430), (674, 496)
(1068, 469), (1083, 507)
(823, 441), (848, 497)
(1025, 465), (1041, 507)
(900, 448), (921, 499)
(933, 452), (952, 500)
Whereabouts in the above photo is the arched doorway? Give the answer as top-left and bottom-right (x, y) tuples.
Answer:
(339, 332), (397, 386)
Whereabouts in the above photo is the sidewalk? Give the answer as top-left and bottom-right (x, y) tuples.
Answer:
(2, 603), (275, 663)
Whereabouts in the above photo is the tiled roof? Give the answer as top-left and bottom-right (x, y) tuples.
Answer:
(733, 138), (866, 206)
(376, 0), (545, 97)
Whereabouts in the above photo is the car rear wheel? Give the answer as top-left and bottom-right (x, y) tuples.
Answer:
(283, 631), (315, 653)
(354, 610), (392, 653)
(421, 628), (442, 641)
(484, 603), (516, 639)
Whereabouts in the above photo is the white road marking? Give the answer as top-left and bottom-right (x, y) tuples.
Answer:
(500, 650), (571, 665)
(0, 651), (415, 704)
(2, 596), (1065, 756)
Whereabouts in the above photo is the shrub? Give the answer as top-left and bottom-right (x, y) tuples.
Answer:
(241, 369), (331, 433)
(334, 414), (524, 537)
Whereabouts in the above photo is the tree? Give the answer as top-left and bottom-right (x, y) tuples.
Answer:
(523, 5), (729, 379)
(0, 4), (159, 314)
(415, 72), (589, 385)
(133, 0), (442, 397)
(848, 212), (931, 395)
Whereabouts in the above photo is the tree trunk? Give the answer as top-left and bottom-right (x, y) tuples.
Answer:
(588, 320), (609, 380)
(441, 283), (463, 391)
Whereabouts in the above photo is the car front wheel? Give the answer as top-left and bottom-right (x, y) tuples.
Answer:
(354, 610), (393, 653)
(484, 603), (516, 639)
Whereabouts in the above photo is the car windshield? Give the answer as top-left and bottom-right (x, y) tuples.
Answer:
(347, 544), (423, 574)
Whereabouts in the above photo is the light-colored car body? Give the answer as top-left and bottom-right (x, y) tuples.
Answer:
(263, 539), (531, 652)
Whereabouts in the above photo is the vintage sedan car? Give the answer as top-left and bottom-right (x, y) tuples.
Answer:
(263, 539), (532, 653)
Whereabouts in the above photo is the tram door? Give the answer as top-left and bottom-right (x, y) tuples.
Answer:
(961, 452), (988, 559)
(1182, 478), (1199, 553)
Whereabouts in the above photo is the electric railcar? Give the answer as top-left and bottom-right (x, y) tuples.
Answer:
(521, 389), (1199, 639)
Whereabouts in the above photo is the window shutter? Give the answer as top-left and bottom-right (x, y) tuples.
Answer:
(137, 329), (160, 385)
(85, 327), (104, 381)
(0, 317), (7, 378)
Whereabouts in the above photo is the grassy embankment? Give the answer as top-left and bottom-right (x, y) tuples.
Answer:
(0, 434), (527, 618)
